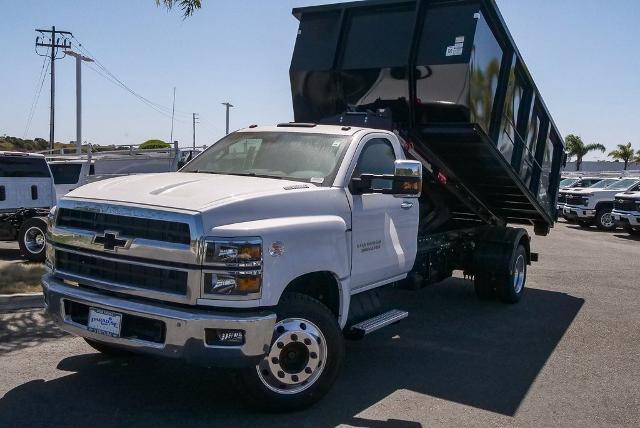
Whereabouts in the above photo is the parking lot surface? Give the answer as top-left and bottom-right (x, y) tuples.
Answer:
(1, 222), (639, 427)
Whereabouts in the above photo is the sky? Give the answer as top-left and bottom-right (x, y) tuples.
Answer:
(1, 0), (639, 160)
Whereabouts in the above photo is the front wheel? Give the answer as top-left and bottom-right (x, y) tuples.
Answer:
(595, 209), (616, 231)
(233, 292), (344, 411)
(18, 217), (47, 262)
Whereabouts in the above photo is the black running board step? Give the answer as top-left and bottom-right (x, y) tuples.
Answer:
(348, 309), (408, 339)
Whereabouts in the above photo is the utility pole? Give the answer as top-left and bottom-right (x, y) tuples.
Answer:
(35, 27), (72, 150)
(222, 102), (234, 135)
(192, 113), (199, 151)
(65, 50), (93, 154)
(170, 87), (176, 145)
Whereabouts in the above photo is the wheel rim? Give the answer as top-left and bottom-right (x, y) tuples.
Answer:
(24, 226), (45, 254)
(600, 212), (614, 228)
(257, 317), (327, 395)
(512, 254), (525, 294)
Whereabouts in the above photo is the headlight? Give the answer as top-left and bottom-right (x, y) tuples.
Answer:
(202, 238), (262, 298)
(47, 205), (57, 229)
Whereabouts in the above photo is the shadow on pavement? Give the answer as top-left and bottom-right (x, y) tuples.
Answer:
(0, 309), (67, 355)
(613, 233), (640, 242)
(0, 279), (583, 427)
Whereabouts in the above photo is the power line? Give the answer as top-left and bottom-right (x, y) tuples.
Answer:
(23, 56), (50, 139)
(70, 35), (192, 119)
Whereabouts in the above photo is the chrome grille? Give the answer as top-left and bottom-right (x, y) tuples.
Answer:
(56, 249), (189, 296)
(614, 199), (637, 211)
(57, 208), (191, 244)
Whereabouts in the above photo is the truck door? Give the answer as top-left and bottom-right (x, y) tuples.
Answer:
(348, 136), (419, 291)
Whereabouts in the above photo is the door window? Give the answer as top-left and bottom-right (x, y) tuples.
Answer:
(352, 138), (396, 189)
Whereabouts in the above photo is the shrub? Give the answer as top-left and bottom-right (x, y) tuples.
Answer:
(140, 139), (170, 150)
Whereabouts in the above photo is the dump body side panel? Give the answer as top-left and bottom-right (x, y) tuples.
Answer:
(291, 0), (563, 231)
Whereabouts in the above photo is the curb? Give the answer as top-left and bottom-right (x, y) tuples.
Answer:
(0, 292), (44, 311)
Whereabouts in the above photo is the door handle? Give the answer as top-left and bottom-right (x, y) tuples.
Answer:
(400, 201), (414, 210)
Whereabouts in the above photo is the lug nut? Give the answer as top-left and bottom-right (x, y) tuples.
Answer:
(277, 371), (285, 378)
(271, 357), (279, 364)
(310, 352), (317, 359)
(291, 375), (299, 382)
(291, 334), (298, 341)
(305, 367), (312, 374)
(276, 342), (284, 349)
(304, 338), (312, 345)
(300, 323), (307, 330)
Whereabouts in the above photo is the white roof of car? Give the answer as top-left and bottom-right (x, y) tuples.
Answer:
(0, 151), (46, 158)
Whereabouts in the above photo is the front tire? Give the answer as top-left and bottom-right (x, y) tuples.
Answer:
(18, 217), (47, 262)
(595, 209), (615, 231)
(234, 292), (344, 412)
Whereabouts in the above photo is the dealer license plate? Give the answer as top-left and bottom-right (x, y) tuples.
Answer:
(87, 307), (122, 337)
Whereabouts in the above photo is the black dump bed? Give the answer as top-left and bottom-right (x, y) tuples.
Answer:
(290, 0), (564, 234)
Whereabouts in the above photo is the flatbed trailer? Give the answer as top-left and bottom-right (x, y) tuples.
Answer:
(290, 0), (564, 236)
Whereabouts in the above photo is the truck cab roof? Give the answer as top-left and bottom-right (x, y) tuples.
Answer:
(237, 124), (376, 137)
(0, 151), (46, 158)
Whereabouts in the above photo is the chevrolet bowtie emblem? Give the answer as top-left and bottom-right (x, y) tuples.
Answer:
(93, 231), (129, 251)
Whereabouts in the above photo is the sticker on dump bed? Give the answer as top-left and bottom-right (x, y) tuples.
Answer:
(446, 36), (465, 56)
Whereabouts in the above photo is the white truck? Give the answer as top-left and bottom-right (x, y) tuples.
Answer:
(45, 143), (203, 200)
(563, 178), (640, 230)
(0, 151), (55, 262)
(42, 0), (564, 410)
(556, 177), (608, 215)
(612, 190), (640, 235)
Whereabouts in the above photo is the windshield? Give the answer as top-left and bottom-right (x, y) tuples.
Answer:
(560, 178), (578, 187)
(589, 179), (618, 189)
(181, 132), (351, 185)
(49, 163), (82, 184)
(605, 179), (639, 190)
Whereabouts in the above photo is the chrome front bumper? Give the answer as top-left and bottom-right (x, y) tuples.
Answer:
(43, 274), (276, 367)
(563, 205), (596, 219)
(612, 210), (640, 227)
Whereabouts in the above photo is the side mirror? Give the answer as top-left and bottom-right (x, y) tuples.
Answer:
(350, 160), (422, 197)
(392, 160), (422, 197)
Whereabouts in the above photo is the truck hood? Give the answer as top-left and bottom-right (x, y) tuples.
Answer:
(65, 172), (317, 211)
(615, 191), (640, 199)
(566, 188), (625, 197)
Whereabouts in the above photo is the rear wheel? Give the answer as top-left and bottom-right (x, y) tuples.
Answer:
(595, 209), (615, 231)
(496, 245), (527, 303)
(18, 217), (47, 262)
(233, 292), (344, 411)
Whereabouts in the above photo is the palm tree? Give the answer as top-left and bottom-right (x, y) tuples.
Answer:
(564, 134), (606, 171)
(156, 0), (201, 18)
(608, 142), (636, 170)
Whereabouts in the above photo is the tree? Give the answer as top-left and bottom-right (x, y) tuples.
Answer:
(156, 0), (201, 18)
(607, 142), (635, 170)
(564, 134), (606, 171)
(140, 139), (170, 149)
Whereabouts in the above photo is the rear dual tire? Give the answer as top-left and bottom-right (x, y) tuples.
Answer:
(474, 244), (527, 304)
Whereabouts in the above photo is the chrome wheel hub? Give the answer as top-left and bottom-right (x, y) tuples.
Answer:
(512, 254), (525, 294)
(601, 213), (614, 228)
(257, 317), (327, 395)
(24, 226), (45, 254)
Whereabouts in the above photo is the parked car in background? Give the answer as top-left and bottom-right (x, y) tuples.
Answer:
(557, 177), (606, 215)
(563, 178), (640, 230)
(0, 151), (55, 261)
(612, 190), (640, 235)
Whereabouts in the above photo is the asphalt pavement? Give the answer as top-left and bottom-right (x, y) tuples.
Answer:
(0, 222), (639, 427)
